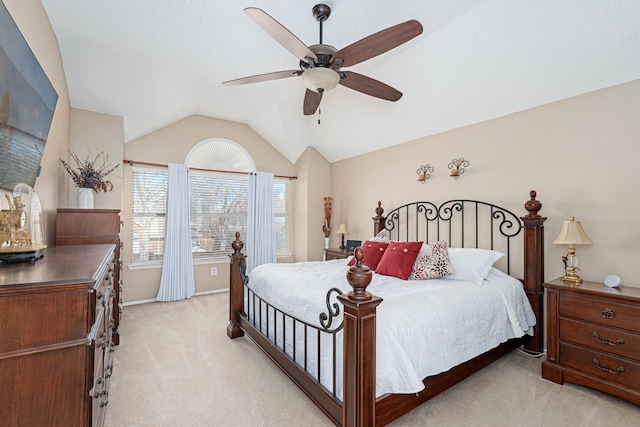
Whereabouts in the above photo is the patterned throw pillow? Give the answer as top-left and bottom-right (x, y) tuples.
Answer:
(410, 240), (454, 280)
(370, 229), (391, 243)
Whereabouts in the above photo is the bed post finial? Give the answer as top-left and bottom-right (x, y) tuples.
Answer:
(373, 201), (386, 236)
(338, 247), (382, 425)
(345, 247), (373, 301)
(232, 231), (244, 254)
(525, 190), (542, 218)
(375, 201), (384, 217)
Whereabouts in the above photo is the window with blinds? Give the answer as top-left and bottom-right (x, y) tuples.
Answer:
(131, 167), (167, 264)
(131, 167), (290, 265)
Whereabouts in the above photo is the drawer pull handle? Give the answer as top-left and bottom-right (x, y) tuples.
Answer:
(592, 358), (625, 375)
(600, 308), (615, 319)
(592, 332), (624, 346)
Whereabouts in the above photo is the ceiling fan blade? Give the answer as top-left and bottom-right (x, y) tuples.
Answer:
(331, 20), (423, 68)
(245, 7), (318, 63)
(303, 89), (323, 115)
(339, 71), (402, 101)
(222, 70), (301, 86)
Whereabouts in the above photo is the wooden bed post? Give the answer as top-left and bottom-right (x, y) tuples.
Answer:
(521, 190), (546, 353)
(227, 232), (245, 339)
(338, 248), (382, 427)
(372, 201), (385, 236)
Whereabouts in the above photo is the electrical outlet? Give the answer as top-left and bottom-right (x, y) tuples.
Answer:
(210, 267), (217, 276)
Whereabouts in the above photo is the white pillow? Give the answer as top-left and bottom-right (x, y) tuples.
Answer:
(443, 248), (505, 285)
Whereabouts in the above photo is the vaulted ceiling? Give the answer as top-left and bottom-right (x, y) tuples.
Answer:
(41, 1), (640, 163)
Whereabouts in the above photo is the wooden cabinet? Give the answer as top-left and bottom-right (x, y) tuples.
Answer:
(324, 247), (352, 261)
(542, 278), (640, 406)
(0, 244), (116, 426)
(57, 208), (123, 345)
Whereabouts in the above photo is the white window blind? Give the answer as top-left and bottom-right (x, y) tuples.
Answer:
(190, 171), (248, 259)
(131, 167), (167, 264)
(131, 167), (289, 265)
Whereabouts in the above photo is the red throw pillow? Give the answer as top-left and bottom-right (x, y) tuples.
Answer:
(347, 240), (388, 271)
(376, 241), (423, 280)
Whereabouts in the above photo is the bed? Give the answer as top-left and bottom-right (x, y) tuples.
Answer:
(227, 191), (546, 426)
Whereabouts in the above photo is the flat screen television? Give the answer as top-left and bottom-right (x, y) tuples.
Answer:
(0, 1), (58, 190)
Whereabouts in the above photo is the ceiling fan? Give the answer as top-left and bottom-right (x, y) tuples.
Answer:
(223, 4), (423, 115)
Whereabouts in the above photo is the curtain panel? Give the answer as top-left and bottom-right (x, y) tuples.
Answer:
(247, 171), (276, 272)
(157, 164), (195, 302)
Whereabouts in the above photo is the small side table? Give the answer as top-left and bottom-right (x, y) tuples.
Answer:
(324, 248), (352, 261)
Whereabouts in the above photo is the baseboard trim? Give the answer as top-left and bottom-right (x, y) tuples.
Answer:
(122, 288), (229, 306)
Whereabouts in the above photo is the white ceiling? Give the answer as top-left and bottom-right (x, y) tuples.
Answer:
(41, 0), (640, 163)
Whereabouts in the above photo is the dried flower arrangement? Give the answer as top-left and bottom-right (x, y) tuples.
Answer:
(60, 150), (119, 193)
(323, 196), (332, 237)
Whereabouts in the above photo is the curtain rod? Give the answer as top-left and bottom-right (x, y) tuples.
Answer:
(123, 159), (297, 180)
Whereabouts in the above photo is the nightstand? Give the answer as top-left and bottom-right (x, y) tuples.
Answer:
(542, 278), (640, 406)
(324, 248), (352, 261)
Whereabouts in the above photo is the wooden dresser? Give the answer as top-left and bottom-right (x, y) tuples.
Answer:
(542, 278), (640, 406)
(0, 244), (116, 426)
(57, 208), (123, 345)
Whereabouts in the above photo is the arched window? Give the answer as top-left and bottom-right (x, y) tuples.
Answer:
(130, 139), (289, 265)
(186, 138), (255, 172)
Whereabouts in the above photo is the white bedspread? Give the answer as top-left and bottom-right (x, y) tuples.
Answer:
(247, 259), (536, 399)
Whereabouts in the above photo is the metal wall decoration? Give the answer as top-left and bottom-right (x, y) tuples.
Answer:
(448, 158), (469, 179)
(416, 164), (434, 184)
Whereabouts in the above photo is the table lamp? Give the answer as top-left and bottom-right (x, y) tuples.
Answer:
(553, 216), (592, 284)
(336, 223), (349, 251)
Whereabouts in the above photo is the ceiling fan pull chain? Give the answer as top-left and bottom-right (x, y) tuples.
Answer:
(318, 108), (321, 125)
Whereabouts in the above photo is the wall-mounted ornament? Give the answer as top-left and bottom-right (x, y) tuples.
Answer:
(448, 157), (469, 179)
(416, 164), (434, 184)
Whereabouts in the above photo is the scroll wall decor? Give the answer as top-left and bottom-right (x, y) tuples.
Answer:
(416, 164), (434, 184)
(448, 158), (469, 179)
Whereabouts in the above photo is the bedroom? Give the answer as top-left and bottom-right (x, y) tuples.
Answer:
(1, 0), (639, 425)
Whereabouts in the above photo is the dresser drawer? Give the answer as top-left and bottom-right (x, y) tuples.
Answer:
(559, 318), (640, 361)
(559, 293), (639, 332)
(560, 342), (640, 390)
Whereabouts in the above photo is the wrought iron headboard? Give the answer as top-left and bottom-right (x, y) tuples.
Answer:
(382, 200), (523, 275)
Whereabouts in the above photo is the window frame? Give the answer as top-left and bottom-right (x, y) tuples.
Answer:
(129, 166), (290, 267)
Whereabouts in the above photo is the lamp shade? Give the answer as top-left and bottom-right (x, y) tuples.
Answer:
(553, 216), (593, 245)
(302, 67), (340, 93)
(336, 223), (349, 235)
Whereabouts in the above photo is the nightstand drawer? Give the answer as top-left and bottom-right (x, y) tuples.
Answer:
(559, 318), (640, 361)
(559, 293), (639, 332)
(560, 342), (640, 390)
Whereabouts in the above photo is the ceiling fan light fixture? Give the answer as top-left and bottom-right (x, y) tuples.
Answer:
(302, 67), (340, 93)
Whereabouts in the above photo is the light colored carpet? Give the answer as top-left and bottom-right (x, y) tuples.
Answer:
(105, 293), (639, 427)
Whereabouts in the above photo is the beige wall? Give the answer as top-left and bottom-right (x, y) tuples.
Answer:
(4, 0), (71, 245)
(293, 146), (331, 262)
(66, 108), (124, 209)
(331, 79), (640, 289)
(121, 114), (296, 302)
